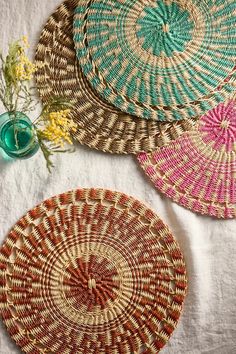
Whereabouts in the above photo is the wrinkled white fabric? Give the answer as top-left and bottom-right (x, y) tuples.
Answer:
(0, 1), (236, 353)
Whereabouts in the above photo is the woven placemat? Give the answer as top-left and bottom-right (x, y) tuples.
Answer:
(34, 0), (196, 154)
(73, 0), (236, 121)
(0, 188), (187, 353)
(138, 99), (236, 218)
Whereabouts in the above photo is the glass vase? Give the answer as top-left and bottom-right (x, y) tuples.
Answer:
(0, 112), (39, 159)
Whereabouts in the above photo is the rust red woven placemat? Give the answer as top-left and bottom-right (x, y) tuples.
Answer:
(0, 188), (187, 353)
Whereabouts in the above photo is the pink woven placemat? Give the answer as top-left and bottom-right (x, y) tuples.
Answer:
(137, 100), (236, 219)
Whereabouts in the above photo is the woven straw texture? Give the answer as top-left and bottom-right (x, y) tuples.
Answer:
(138, 100), (236, 219)
(73, 0), (236, 122)
(0, 188), (187, 354)
(34, 0), (196, 154)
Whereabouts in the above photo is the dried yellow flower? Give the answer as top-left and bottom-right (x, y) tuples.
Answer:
(12, 36), (36, 81)
(22, 35), (30, 48)
(15, 52), (36, 81)
(41, 109), (77, 148)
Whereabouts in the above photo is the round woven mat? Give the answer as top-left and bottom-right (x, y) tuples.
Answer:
(34, 0), (196, 154)
(0, 188), (187, 353)
(138, 99), (236, 218)
(73, 0), (236, 121)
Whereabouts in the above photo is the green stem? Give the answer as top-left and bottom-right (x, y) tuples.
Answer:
(10, 111), (19, 149)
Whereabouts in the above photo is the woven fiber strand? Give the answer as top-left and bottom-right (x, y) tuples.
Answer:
(0, 188), (187, 354)
(73, 0), (236, 122)
(34, 0), (195, 154)
(137, 100), (236, 219)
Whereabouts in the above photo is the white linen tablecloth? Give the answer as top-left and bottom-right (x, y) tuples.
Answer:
(0, 1), (236, 353)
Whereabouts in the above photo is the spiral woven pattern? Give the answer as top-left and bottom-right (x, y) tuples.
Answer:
(74, 0), (236, 121)
(138, 100), (236, 218)
(34, 0), (195, 154)
(0, 188), (187, 353)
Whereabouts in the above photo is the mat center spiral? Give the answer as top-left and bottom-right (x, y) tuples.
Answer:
(63, 256), (120, 311)
(162, 23), (169, 33)
(136, 0), (194, 57)
(220, 120), (230, 130)
(88, 278), (97, 289)
(200, 101), (236, 152)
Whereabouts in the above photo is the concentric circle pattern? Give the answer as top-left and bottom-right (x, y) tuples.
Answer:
(74, 0), (236, 121)
(138, 100), (236, 218)
(0, 189), (187, 353)
(137, 1), (194, 58)
(34, 0), (195, 154)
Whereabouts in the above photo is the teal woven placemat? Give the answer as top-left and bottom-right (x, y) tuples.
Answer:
(73, 0), (236, 121)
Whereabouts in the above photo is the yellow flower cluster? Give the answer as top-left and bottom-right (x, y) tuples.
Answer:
(22, 35), (30, 48)
(15, 36), (35, 81)
(42, 109), (77, 148)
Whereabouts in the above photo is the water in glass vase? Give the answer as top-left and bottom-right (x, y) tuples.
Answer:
(0, 112), (39, 159)
(3, 120), (32, 149)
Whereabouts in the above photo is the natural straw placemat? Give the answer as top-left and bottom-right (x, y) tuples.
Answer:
(35, 0), (195, 154)
(73, 0), (236, 121)
(0, 188), (187, 353)
(138, 99), (236, 218)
